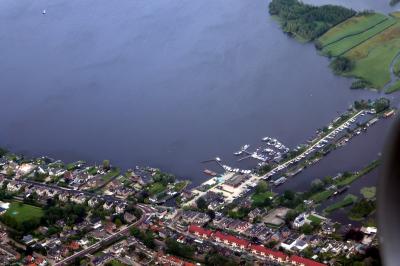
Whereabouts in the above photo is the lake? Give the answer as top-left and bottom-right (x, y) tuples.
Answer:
(0, 0), (397, 185)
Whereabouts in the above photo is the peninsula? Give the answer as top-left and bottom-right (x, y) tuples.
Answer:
(270, 0), (400, 93)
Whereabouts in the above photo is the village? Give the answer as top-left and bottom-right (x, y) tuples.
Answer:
(0, 98), (390, 266)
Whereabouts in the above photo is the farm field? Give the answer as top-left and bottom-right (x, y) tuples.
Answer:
(321, 17), (396, 56)
(318, 12), (400, 89)
(318, 13), (388, 47)
(385, 80), (400, 93)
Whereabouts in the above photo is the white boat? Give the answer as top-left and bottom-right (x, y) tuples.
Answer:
(42, 9), (46, 14)
(242, 144), (250, 150)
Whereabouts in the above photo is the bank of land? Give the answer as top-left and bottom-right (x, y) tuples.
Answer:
(270, 0), (400, 92)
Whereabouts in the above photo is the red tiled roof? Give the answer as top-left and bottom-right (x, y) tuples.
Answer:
(250, 244), (287, 260)
(270, 249), (288, 260)
(167, 255), (183, 263)
(188, 225), (213, 237)
(34, 257), (44, 263)
(214, 231), (249, 247)
(290, 255), (326, 266)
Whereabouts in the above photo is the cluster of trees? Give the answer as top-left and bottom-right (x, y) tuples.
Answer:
(348, 199), (376, 220)
(196, 197), (207, 210)
(42, 202), (87, 226)
(252, 180), (273, 208)
(257, 164), (272, 175)
(130, 226), (155, 249)
(205, 249), (237, 266)
(330, 56), (353, 74)
(165, 238), (195, 259)
(0, 147), (8, 157)
(0, 211), (40, 234)
(269, 0), (355, 41)
(351, 79), (372, 90)
(152, 170), (175, 186)
(372, 97), (390, 113)
(354, 99), (372, 110)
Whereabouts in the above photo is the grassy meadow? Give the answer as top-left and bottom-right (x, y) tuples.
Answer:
(318, 12), (400, 90)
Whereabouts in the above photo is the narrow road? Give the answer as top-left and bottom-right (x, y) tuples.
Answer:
(54, 204), (154, 266)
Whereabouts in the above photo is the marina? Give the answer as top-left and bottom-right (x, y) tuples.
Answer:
(185, 102), (394, 208)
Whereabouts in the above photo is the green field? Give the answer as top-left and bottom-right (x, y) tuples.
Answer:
(310, 190), (334, 203)
(4, 202), (44, 223)
(360, 186), (376, 199)
(385, 80), (400, 93)
(336, 160), (380, 187)
(317, 11), (400, 89)
(251, 191), (275, 205)
(324, 194), (358, 214)
(101, 168), (120, 182)
(321, 17), (396, 57)
(308, 214), (323, 225)
(148, 182), (166, 195)
(318, 13), (388, 46)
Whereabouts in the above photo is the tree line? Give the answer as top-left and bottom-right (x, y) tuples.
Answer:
(269, 0), (356, 41)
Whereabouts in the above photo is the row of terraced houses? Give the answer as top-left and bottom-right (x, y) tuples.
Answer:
(188, 225), (325, 266)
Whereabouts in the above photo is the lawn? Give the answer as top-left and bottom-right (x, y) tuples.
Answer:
(316, 10), (400, 89)
(318, 13), (388, 47)
(344, 20), (400, 88)
(308, 214), (323, 225)
(173, 181), (189, 192)
(385, 80), (400, 93)
(310, 190), (334, 203)
(4, 202), (44, 224)
(107, 260), (128, 266)
(148, 182), (166, 195)
(101, 168), (120, 182)
(360, 186), (376, 199)
(324, 194), (358, 214)
(321, 17), (396, 56)
(393, 57), (400, 77)
(336, 160), (380, 187)
(251, 191), (275, 206)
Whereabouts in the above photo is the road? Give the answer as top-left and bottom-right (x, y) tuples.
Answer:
(13, 179), (125, 204)
(54, 204), (154, 266)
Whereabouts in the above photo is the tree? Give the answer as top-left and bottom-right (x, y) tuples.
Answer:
(310, 179), (324, 193)
(207, 209), (216, 220)
(114, 218), (122, 228)
(331, 57), (353, 73)
(102, 160), (111, 170)
(300, 223), (313, 234)
(255, 180), (269, 194)
(372, 98), (390, 113)
(0, 147), (8, 157)
(269, 0), (355, 41)
(283, 190), (295, 201)
(196, 197), (207, 210)
(165, 238), (195, 259)
(130, 226), (140, 237)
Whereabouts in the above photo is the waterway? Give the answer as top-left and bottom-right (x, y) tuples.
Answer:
(0, 0), (398, 187)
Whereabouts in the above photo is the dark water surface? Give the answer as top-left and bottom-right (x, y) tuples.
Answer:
(0, 0), (397, 185)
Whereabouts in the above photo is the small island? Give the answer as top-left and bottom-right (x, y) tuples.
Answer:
(270, 0), (400, 93)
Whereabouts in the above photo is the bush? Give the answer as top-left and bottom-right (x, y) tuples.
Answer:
(330, 57), (353, 73)
(351, 79), (371, 90)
